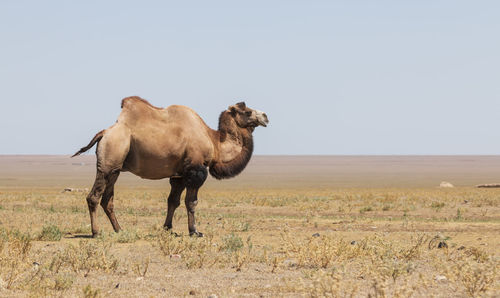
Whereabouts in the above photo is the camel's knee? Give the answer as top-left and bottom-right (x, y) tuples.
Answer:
(86, 195), (100, 209)
(87, 173), (106, 209)
(186, 199), (198, 212)
(183, 165), (207, 189)
(168, 196), (181, 208)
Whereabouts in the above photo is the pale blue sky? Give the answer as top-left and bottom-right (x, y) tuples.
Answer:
(1, 1), (499, 155)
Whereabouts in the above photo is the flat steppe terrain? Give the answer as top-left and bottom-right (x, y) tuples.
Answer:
(3, 155), (500, 189)
(0, 155), (498, 297)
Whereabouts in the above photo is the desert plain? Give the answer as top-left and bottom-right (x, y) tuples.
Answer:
(0, 155), (498, 297)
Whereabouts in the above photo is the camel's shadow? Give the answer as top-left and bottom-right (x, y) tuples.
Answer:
(64, 234), (93, 239)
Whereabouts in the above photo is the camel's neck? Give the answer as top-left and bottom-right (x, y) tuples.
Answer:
(209, 111), (254, 179)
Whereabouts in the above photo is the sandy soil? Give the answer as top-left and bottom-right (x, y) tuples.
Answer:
(0, 155), (498, 297)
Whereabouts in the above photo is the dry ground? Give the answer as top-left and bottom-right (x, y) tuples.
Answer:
(0, 156), (499, 297)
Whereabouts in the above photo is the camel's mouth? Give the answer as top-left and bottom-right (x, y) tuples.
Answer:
(256, 110), (269, 127)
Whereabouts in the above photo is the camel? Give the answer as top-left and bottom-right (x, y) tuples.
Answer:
(72, 96), (269, 237)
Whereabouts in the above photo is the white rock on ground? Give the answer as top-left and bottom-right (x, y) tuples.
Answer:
(439, 181), (454, 188)
(435, 275), (447, 282)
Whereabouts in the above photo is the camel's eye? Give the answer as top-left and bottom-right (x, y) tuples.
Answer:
(245, 111), (252, 116)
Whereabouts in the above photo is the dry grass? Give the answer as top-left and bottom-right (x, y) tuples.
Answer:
(0, 186), (498, 297)
(0, 155), (499, 296)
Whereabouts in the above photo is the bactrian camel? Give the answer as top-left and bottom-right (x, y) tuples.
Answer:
(73, 97), (269, 237)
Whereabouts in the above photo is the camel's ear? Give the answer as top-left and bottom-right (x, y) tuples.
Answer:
(229, 102), (246, 115)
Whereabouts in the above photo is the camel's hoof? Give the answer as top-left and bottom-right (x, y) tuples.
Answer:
(91, 232), (99, 238)
(189, 231), (204, 237)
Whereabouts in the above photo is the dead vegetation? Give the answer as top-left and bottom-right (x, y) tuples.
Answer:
(0, 185), (498, 296)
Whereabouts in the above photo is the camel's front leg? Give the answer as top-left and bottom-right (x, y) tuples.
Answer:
(185, 188), (202, 236)
(183, 165), (207, 237)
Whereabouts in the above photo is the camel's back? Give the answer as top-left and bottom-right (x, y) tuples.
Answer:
(119, 97), (209, 132)
(117, 97), (215, 177)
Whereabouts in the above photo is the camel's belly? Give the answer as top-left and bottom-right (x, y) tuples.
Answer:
(122, 154), (183, 180)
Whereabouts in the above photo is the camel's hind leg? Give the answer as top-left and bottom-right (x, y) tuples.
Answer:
(100, 171), (121, 233)
(163, 177), (186, 231)
(87, 124), (130, 237)
(86, 170), (106, 237)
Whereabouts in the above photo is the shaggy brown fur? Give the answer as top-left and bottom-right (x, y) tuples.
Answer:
(209, 111), (254, 179)
(73, 96), (268, 237)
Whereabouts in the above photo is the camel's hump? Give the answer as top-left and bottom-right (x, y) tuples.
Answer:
(118, 96), (203, 127)
(121, 96), (163, 110)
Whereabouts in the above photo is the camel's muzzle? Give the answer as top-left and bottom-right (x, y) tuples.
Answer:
(256, 110), (269, 127)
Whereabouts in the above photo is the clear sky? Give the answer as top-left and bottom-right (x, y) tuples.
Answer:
(1, 1), (499, 155)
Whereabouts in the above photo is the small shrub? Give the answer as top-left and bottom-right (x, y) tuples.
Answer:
(71, 206), (83, 213)
(457, 262), (497, 297)
(0, 229), (7, 251)
(297, 270), (359, 297)
(83, 284), (100, 298)
(399, 234), (428, 260)
(222, 233), (243, 252)
(0, 231), (33, 289)
(49, 240), (119, 276)
(238, 222), (251, 232)
(359, 206), (373, 214)
(38, 225), (62, 241)
(157, 231), (189, 256)
(133, 257), (150, 277)
(184, 240), (213, 269)
(431, 202), (445, 211)
(465, 247), (489, 263)
(8, 231), (33, 259)
(53, 274), (74, 291)
(116, 229), (140, 243)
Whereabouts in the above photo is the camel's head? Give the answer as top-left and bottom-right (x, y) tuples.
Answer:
(229, 102), (269, 129)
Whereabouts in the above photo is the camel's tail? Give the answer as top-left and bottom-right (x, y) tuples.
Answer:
(71, 130), (105, 157)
